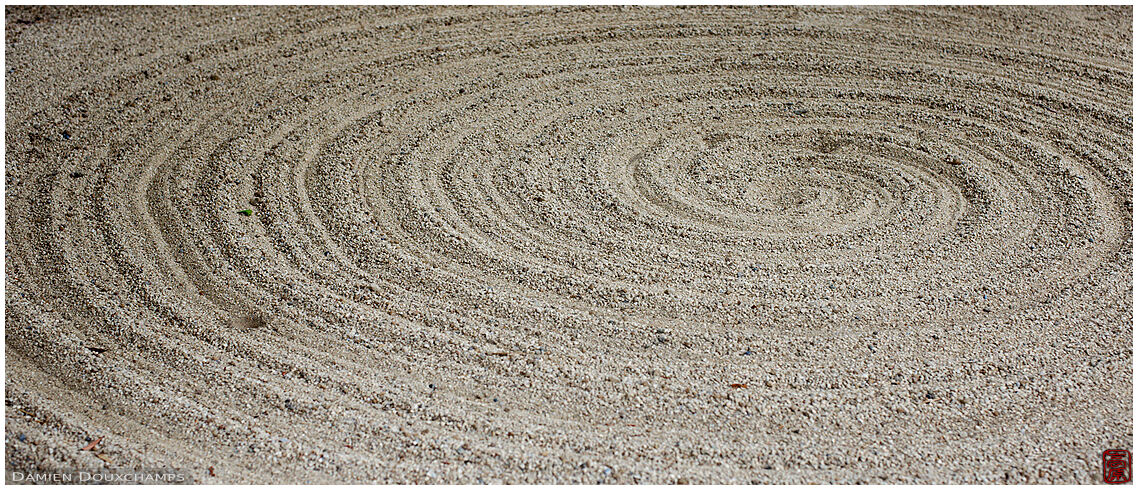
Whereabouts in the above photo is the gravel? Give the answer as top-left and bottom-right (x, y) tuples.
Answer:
(4, 5), (1132, 484)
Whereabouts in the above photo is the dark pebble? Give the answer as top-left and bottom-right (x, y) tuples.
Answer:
(70, 172), (85, 178)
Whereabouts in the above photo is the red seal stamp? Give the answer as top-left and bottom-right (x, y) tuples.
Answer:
(1103, 449), (1132, 484)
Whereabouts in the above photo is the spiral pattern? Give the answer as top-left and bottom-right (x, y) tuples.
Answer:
(5, 6), (1132, 483)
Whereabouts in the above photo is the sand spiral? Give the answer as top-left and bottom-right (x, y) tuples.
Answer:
(5, 6), (1132, 483)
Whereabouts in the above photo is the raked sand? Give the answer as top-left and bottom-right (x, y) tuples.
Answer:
(4, 6), (1133, 483)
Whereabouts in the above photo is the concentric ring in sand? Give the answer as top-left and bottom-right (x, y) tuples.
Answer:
(5, 6), (1131, 483)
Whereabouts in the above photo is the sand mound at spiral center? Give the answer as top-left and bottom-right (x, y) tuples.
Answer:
(5, 6), (1132, 484)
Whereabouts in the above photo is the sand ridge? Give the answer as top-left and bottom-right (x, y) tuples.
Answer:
(4, 6), (1133, 484)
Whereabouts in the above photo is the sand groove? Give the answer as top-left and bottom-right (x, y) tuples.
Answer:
(5, 6), (1133, 483)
